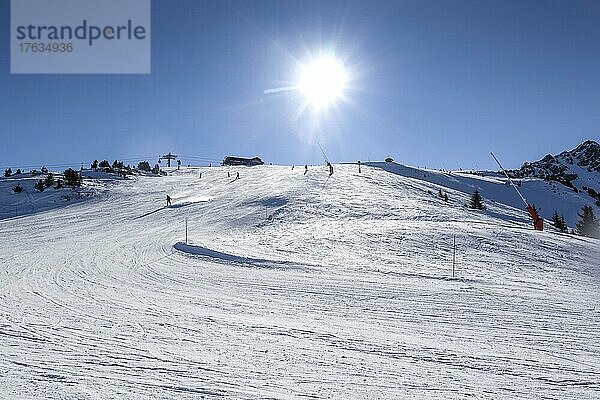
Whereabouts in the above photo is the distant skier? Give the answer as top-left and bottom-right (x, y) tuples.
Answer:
(236, 172), (240, 180)
(227, 171), (230, 178)
(304, 165), (308, 175)
(166, 195), (172, 207)
(327, 162), (334, 176)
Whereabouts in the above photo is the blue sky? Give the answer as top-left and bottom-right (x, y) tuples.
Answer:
(1, 0), (599, 170)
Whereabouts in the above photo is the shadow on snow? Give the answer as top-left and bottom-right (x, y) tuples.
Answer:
(173, 242), (312, 271)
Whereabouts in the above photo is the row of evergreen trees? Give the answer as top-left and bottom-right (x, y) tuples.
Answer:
(34, 173), (57, 192)
(5, 167), (50, 177)
(5, 168), (22, 177)
(91, 159), (126, 170)
(552, 207), (600, 238)
(11, 168), (82, 194)
(5, 159), (161, 180)
(91, 159), (160, 174)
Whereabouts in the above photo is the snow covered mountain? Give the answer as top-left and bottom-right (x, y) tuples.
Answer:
(0, 163), (598, 399)
(514, 140), (600, 178)
(507, 140), (600, 203)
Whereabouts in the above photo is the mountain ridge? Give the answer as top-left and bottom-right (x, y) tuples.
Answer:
(506, 140), (600, 204)
(508, 140), (599, 179)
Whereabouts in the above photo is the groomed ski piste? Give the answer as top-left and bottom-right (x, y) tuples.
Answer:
(1, 163), (599, 399)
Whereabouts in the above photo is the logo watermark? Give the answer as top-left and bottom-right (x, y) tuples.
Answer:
(11, 0), (151, 74)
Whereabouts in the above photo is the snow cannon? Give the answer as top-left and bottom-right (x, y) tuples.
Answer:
(527, 204), (544, 231)
(491, 152), (544, 232)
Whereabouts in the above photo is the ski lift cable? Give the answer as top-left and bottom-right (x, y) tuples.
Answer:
(0, 155), (162, 170)
(0, 162), (86, 170)
(179, 155), (221, 162)
(1, 154), (226, 171)
(179, 155), (219, 160)
(0, 155), (220, 171)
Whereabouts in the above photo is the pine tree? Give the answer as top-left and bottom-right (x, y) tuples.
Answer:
(576, 206), (600, 238)
(111, 160), (124, 170)
(551, 211), (567, 232)
(12, 184), (23, 193)
(137, 161), (151, 172)
(91, 160), (98, 170)
(44, 173), (54, 188)
(34, 179), (45, 192)
(469, 189), (485, 210)
(4, 168), (12, 177)
(551, 211), (560, 229)
(99, 160), (110, 169)
(63, 168), (82, 187)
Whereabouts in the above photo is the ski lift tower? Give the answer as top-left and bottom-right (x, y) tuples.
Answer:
(159, 152), (178, 168)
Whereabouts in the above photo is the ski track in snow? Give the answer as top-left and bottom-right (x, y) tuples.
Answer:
(1, 165), (599, 399)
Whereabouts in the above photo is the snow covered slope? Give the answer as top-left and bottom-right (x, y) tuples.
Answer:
(0, 170), (117, 220)
(367, 160), (599, 228)
(0, 164), (599, 399)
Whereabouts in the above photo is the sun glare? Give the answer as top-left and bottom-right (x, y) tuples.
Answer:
(298, 56), (348, 109)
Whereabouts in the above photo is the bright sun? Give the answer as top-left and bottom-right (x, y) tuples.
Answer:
(298, 56), (348, 109)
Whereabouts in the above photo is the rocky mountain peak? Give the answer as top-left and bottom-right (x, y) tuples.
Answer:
(507, 140), (600, 188)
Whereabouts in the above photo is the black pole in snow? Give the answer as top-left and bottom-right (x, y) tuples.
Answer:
(452, 235), (456, 278)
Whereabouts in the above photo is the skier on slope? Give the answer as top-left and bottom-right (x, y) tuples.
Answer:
(304, 165), (308, 175)
(166, 195), (172, 207)
(327, 162), (334, 176)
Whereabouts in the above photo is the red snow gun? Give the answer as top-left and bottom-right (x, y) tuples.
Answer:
(527, 204), (544, 231)
(491, 152), (544, 231)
